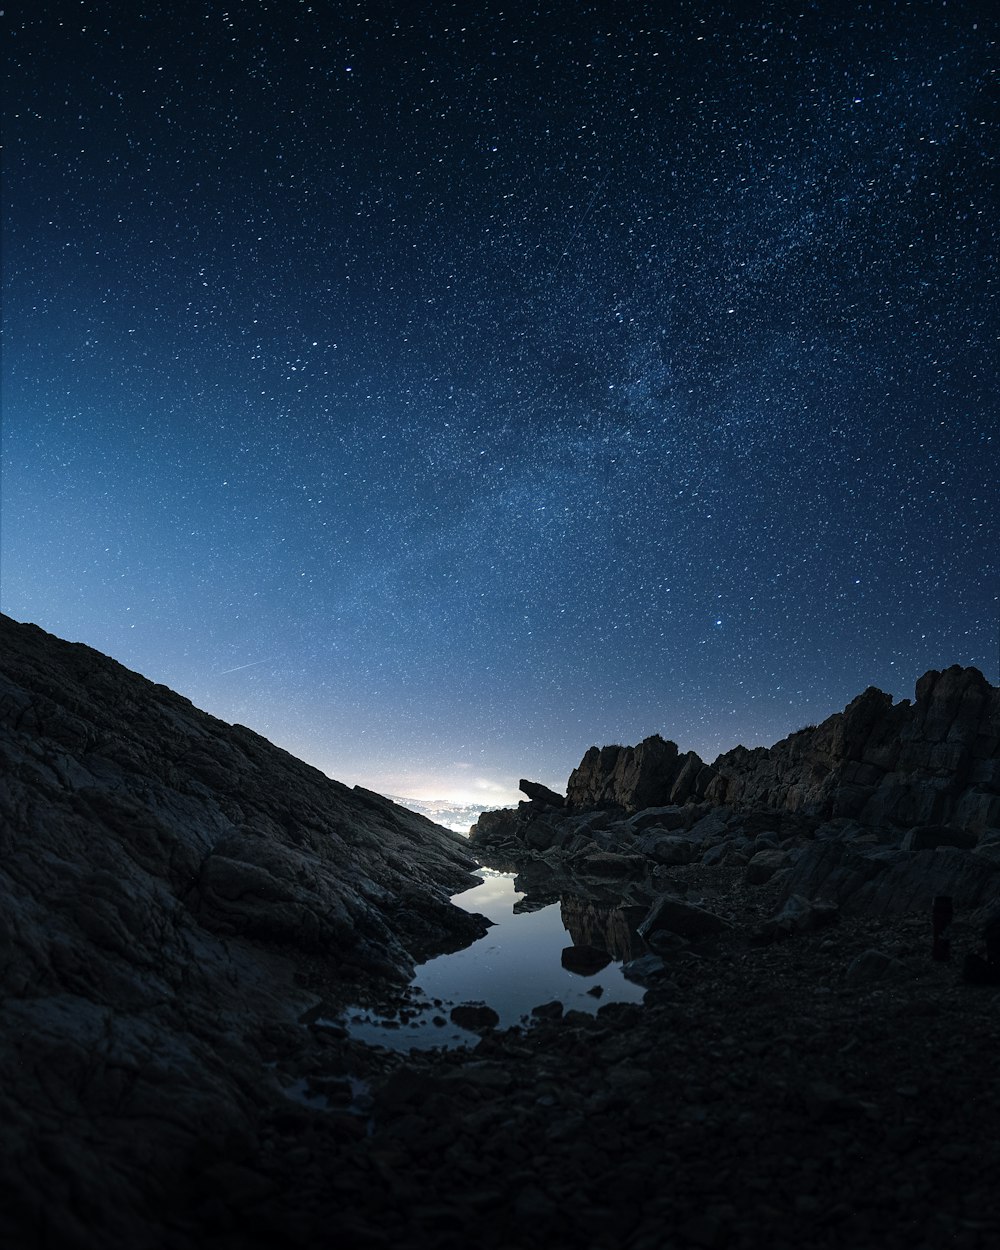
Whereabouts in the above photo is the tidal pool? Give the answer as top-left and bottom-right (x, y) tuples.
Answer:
(342, 869), (647, 1050)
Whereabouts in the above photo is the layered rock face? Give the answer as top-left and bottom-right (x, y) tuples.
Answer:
(565, 667), (1000, 832)
(0, 614), (484, 1248)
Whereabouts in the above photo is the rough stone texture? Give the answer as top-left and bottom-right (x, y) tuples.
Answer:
(0, 613), (486, 1249)
(564, 667), (1000, 833)
(566, 735), (703, 813)
(779, 841), (1000, 915)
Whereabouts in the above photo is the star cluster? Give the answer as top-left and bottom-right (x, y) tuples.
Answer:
(3, 1), (997, 803)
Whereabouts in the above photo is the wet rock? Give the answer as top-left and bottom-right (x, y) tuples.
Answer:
(449, 1004), (500, 1031)
(530, 1001), (564, 1020)
(523, 821), (562, 852)
(622, 954), (666, 984)
(561, 944), (612, 976)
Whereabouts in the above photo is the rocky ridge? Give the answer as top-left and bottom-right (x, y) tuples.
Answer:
(0, 613), (486, 1248)
(473, 666), (1000, 919)
(564, 666), (999, 831)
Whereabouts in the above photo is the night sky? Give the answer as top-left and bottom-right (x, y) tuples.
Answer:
(3, 1), (997, 806)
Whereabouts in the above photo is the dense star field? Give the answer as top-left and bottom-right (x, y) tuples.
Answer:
(3, 1), (997, 803)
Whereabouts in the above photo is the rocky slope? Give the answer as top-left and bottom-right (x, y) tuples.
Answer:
(0, 613), (486, 1249)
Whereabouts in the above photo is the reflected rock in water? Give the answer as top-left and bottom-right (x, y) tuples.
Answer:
(560, 895), (648, 963)
(561, 944), (612, 976)
(512, 893), (559, 915)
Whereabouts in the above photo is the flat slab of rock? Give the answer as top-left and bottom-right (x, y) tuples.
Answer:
(638, 895), (730, 939)
(519, 779), (565, 807)
(450, 1003), (500, 1031)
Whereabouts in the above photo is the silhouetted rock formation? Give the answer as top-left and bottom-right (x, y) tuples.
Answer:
(0, 613), (486, 1249)
(563, 667), (1000, 832)
(566, 734), (708, 812)
(518, 778), (565, 807)
(471, 666), (1000, 920)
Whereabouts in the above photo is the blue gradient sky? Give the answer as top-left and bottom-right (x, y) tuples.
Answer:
(3, 1), (997, 804)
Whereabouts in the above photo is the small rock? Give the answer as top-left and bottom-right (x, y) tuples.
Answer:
(450, 1003), (500, 1031)
(530, 1001), (564, 1020)
(622, 955), (666, 985)
(844, 948), (907, 986)
(561, 945), (612, 976)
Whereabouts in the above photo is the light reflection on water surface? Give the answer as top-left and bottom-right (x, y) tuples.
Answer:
(343, 869), (646, 1050)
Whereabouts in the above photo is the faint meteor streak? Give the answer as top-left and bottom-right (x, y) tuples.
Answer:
(217, 659), (271, 676)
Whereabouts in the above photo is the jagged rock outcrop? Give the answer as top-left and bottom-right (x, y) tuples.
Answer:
(705, 667), (999, 830)
(566, 734), (707, 812)
(564, 667), (1000, 832)
(0, 613), (486, 1249)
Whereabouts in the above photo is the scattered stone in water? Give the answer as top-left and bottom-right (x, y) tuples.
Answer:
(450, 1003), (500, 1031)
(530, 1001), (564, 1020)
(587, 985), (604, 998)
(432, 1016), (446, 1027)
(561, 944), (612, 976)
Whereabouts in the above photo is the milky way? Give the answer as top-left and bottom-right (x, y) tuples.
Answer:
(4, 2), (997, 803)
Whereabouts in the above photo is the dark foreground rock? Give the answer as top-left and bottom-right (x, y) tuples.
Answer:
(131, 862), (1000, 1250)
(0, 613), (487, 1249)
(5, 617), (1000, 1250)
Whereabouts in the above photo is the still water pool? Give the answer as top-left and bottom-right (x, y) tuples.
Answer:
(342, 869), (647, 1050)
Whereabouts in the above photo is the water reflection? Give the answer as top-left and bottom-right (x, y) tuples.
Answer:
(342, 869), (647, 1051)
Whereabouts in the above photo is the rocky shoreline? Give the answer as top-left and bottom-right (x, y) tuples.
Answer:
(2, 612), (999, 1248)
(148, 859), (1000, 1250)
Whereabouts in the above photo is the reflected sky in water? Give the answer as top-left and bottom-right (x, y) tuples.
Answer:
(344, 871), (645, 1050)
